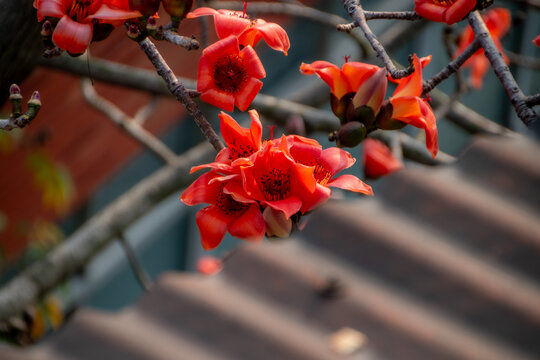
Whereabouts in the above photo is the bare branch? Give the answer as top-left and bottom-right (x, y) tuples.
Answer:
(423, 39), (480, 95)
(467, 11), (538, 129)
(339, 0), (414, 79)
(0, 141), (216, 322)
(81, 78), (179, 165)
(137, 37), (225, 152)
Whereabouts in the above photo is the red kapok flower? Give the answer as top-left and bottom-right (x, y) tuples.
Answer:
(34, 0), (141, 54)
(363, 138), (403, 179)
(231, 138), (325, 219)
(455, 8), (511, 89)
(388, 54), (438, 158)
(534, 35), (540, 47)
(414, 0), (476, 25)
(198, 35), (266, 111)
(187, 7), (290, 55)
(181, 170), (265, 250)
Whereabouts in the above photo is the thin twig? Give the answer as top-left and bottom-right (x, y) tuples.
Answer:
(137, 37), (225, 152)
(339, 0), (414, 79)
(81, 78), (179, 165)
(340, 10), (421, 31)
(118, 234), (153, 292)
(467, 11), (537, 129)
(505, 49), (540, 71)
(134, 96), (158, 125)
(423, 39), (480, 95)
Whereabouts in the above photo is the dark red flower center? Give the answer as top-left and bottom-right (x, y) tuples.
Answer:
(431, 0), (456, 5)
(260, 169), (291, 201)
(213, 55), (249, 94)
(69, 0), (93, 21)
(215, 185), (249, 215)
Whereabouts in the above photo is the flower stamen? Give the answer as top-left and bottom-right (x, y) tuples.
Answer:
(69, 0), (92, 21)
(260, 169), (291, 201)
(213, 54), (249, 94)
(215, 184), (249, 215)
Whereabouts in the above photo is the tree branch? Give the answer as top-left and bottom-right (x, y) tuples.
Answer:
(81, 78), (179, 165)
(0, 86), (41, 131)
(422, 39), (480, 95)
(0, 141), (216, 322)
(137, 37), (224, 152)
(526, 94), (540, 107)
(339, 0), (414, 79)
(467, 11), (538, 129)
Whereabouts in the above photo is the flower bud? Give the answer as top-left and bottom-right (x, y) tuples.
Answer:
(147, 15), (158, 31)
(162, 0), (193, 21)
(285, 114), (306, 136)
(9, 84), (22, 98)
(336, 121), (367, 148)
(127, 24), (141, 39)
(28, 91), (42, 108)
(129, 0), (161, 17)
(263, 207), (292, 238)
(352, 67), (387, 115)
(375, 101), (406, 130)
(346, 104), (375, 129)
(41, 21), (53, 37)
(330, 92), (354, 124)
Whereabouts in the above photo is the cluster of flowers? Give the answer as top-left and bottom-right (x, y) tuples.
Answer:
(181, 111), (373, 250)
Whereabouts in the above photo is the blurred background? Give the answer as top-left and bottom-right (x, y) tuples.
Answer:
(0, 0), (539, 359)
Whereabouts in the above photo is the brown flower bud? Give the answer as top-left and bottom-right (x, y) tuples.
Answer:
(336, 121), (367, 148)
(162, 0), (193, 20)
(129, 0), (161, 17)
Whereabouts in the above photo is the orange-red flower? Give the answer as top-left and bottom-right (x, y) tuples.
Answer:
(455, 8), (511, 89)
(534, 35), (540, 47)
(187, 7), (290, 55)
(415, 0), (476, 25)
(388, 55), (438, 158)
(34, 0), (141, 54)
(363, 138), (403, 179)
(300, 55), (438, 158)
(198, 35), (266, 111)
(299, 61), (380, 101)
(181, 170), (265, 250)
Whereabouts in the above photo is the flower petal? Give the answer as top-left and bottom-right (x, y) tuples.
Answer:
(363, 138), (403, 179)
(300, 61), (350, 99)
(36, 0), (69, 20)
(196, 206), (234, 250)
(327, 174), (373, 195)
(202, 35), (239, 60)
(201, 88), (235, 112)
(228, 204), (265, 242)
(263, 207), (292, 238)
(214, 12), (250, 39)
(414, 1), (445, 22)
(342, 62), (381, 93)
(443, 0), (476, 25)
(235, 77), (263, 111)
(240, 45), (266, 79)
(52, 16), (93, 54)
(319, 147), (356, 175)
(391, 96), (438, 158)
(264, 196), (302, 219)
(392, 54), (423, 98)
(186, 6), (220, 18)
(251, 21), (290, 55)
(87, 4), (141, 23)
(180, 171), (221, 205)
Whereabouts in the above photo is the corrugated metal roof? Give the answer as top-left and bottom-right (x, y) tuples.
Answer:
(1, 134), (539, 359)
